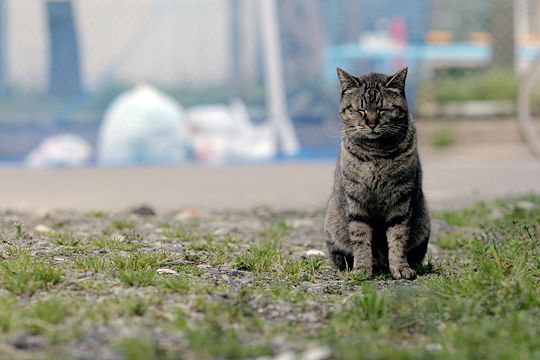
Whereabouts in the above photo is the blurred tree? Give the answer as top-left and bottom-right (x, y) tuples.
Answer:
(278, 0), (324, 86)
(489, 0), (514, 69)
(46, 0), (81, 97)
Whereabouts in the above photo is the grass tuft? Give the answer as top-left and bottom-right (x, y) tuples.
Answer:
(0, 248), (62, 296)
(236, 240), (281, 272)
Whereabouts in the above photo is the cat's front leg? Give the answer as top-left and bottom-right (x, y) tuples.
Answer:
(348, 221), (373, 276)
(387, 224), (416, 279)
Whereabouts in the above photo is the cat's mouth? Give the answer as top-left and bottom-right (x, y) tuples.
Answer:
(362, 125), (382, 138)
(364, 131), (381, 139)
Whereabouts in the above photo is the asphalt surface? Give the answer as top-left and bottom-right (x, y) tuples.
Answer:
(1, 153), (539, 213)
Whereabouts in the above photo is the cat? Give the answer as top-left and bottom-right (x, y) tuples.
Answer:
(324, 67), (430, 280)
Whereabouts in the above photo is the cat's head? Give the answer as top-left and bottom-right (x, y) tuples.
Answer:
(337, 67), (409, 141)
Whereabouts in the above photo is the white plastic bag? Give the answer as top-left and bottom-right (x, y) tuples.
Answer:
(96, 84), (187, 165)
(186, 99), (276, 163)
(25, 133), (92, 168)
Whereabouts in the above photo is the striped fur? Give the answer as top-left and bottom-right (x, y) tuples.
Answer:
(324, 67), (430, 280)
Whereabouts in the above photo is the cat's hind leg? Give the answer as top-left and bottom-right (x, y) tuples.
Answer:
(325, 194), (353, 271)
(327, 243), (354, 271)
(407, 195), (431, 267)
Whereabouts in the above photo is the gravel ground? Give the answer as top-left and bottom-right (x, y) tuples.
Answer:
(0, 204), (471, 359)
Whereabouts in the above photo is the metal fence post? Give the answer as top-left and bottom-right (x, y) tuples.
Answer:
(47, 0), (82, 97)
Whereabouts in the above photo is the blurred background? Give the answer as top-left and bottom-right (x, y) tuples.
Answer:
(1, 0), (540, 167)
(2, 0), (540, 214)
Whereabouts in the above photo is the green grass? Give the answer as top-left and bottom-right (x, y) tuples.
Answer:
(436, 232), (472, 250)
(90, 234), (142, 251)
(114, 337), (161, 360)
(0, 247), (63, 296)
(102, 219), (136, 235)
(236, 239), (282, 272)
(49, 232), (84, 247)
(432, 127), (455, 148)
(162, 227), (199, 242)
(427, 68), (517, 102)
(23, 298), (68, 335)
(0, 196), (539, 358)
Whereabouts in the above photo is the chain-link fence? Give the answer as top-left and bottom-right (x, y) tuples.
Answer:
(0, 0), (536, 164)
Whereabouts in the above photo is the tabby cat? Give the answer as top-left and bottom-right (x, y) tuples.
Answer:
(324, 67), (430, 280)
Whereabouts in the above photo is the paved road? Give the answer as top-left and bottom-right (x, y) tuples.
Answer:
(1, 156), (539, 213)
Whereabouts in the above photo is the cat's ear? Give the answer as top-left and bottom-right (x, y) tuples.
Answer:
(337, 68), (359, 94)
(385, 67), (408, 91)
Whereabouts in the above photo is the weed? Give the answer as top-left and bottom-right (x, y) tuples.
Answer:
(13, 222), (30, 240)
(0, 249), (62, 295)
(103, 219), (135, 235)
(162, 228), (198, 242)
(236, 240), (281, 272)
(109, 252), (171, 272)
(49, 232), (84, 246)
(436, 232), (471, 250)
(114, 337), (161, 360)
(90, 234), (141, 251)
(0, 296), (17, 333)
(343, 269), (371, 285)
(23, 298), (67, 334)
(73, 255), (108, 273)
(119, 269), (156, 287)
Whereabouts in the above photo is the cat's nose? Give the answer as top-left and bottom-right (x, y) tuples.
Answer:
(366, 112), (379, 129)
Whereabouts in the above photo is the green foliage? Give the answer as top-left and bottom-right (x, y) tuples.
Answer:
(0, 296), (17, 333)
(49, 232), (84, 247)
(109, 252), (171, 287)
(0, 248), (62, 295)
(103, 219), (136, 235)
(429, 68), (517, 102)
(162, 228), (198, 242)
(23, 298), (68, 334)
(114, 337), (161, 360)
(436, 232), (472, 250)
(431, 127), (455, 148)
(73, 255), (107, 273)
(90, 234), (142, 251)
(118, 269), (156, 287)
(236, 240), (282, 272)
(1, 196), (539, 358)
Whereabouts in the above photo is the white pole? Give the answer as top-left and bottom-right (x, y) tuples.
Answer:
(259, 0), (300, 155)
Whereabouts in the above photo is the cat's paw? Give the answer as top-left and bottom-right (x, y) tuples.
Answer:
(390, 266), (416, 280)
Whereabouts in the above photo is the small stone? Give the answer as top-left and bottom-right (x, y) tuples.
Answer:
(303, 249), (326, 258)
(53, 257), (67, 263)
(11, 334), (47, 350)
(302, 347), (332, 360)
(290, 218), (315, 229)
(130, 205), (156, 216)
(175, 209), (199, 221)
(214, 226), (237, 236)
(111, 233), (126, 242)
(156, 268), (178, 275)
(34, 224), (52, 233)
(516, 201), (536, 212)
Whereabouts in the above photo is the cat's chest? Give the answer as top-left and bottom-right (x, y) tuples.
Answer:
(342, 159), (403, 202)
